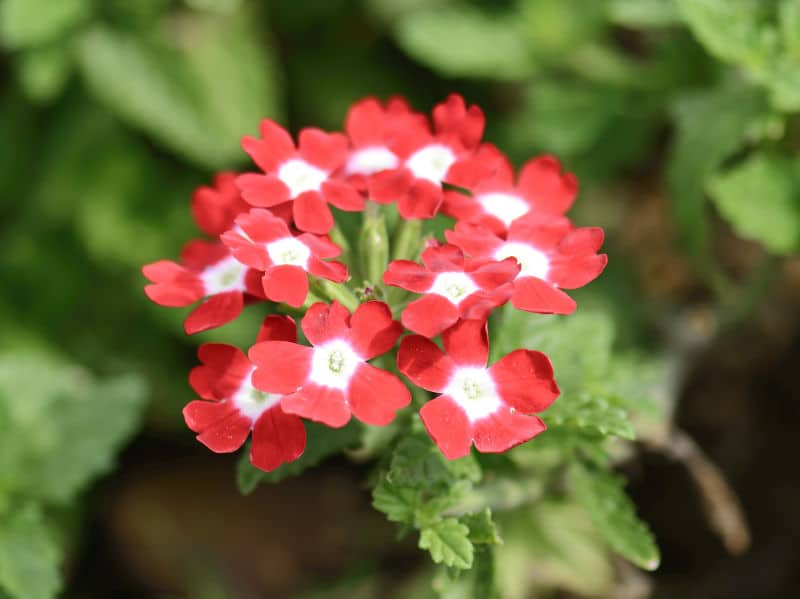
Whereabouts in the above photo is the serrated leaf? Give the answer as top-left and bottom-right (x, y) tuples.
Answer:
(461, 509), (502, 545)
(708, 151), (800, 254)
(419, 518), (474, 569)
(237, 421), (361, 494)
(0, 354), (148, 505)
(373, 481), (420, 524)
(393, 6), (534, 80)
(0, 505), (61, 599)
(0, 0), (90, 49)
(388, 434), (481, 489)
(570, 462), (660, 570)
(545, 393), (635, 440)
(77, 12), (281, 169)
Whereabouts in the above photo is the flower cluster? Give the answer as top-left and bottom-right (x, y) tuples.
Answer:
(143, 94), (607, 470)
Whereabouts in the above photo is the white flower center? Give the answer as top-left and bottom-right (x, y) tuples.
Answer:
(477, 192), (530, 227)
(405, 144), (456, 183)
(266, 237), (311, 268)
(309, 339), (361, 390)
(444, 367), (501, 422)
(428, 272), (479, 305)
(495, 242), (550, 280)
(201, 256), (248, 295)
(232, 370), (282, 421)
(346, 146), (399, 175)
(278, 159), (328, 198)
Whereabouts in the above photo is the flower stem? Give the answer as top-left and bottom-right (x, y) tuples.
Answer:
(309, 278), (360, 312)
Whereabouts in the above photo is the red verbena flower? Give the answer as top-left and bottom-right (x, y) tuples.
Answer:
(343, 96), (428, 191)
(446, 215), (607, 315)
(398, 319), (559, 459)
(442, 154), (578, 236)
(221, 209), (348, 307)
(143, 241), (264, 334)
(183, 315), (306, 472)
(368, 94), (489, 219)
(383, 244), (519, 338)
(248, 301), (411, 428)
(191, 171), (256, 237)
(236, 120), (364, 234)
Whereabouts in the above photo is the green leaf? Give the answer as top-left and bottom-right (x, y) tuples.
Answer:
(16, 43), (74, 102)
(77, 12), (282, 169)
(517, 0), (607, 59)
(667, 82), (769, 257)
(607, 0), (681, 27)
(570, 462), (660, 570)
(387, 434), (481, 489)
(0, 505), (61, 599)
(237, 421), (361, 494)
(0, 0), (90, 49)
(419, 518), (474, 569)
(545, 393), (635, 440)
(0, 354), (147, 505)
(372, 481), (420, 524)
(393, 6), (534, 80)
(461, 509), (502, 545)
(708, 151), (800, 254)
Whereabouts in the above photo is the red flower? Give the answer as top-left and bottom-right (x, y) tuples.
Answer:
(221, 209), (348, 307)
(191, 171), (257, 237)
(446, 216), (607, 315)
(442, 155), (578, 235)
(143, 241), (264, 334)
(248, 301), (411, 428)
(398, 319), (559, 459)
(383, 244), (519, 338)
(183, 315), (306, 472)
(368, 94), (489, 219)
(343, 96), (428, 191)
(236, 120), (364, 234)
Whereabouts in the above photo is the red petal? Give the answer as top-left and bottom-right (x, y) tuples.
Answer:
(419, 395), (473, 459)
(195, 343), (251, 398)
(183, 399), (237, 433)
(250, 406), (307, 472)
(191, 172), (249, 236)
(421, 244), (464, 272)
(548, 254), (608, 289)
(472, 409), (546, 454)
(242, 119), (295, 172)
(142, 260), (185, 283)
(511, 277), (577, 314)
(180, 240), (229, 270)
(236, 173), (291, 208)
(144, 280), (203, 307)
(262, 265), (309, 307)
(489, 349), (559, 413)
(397, 334), (455, 392)
(280, 384), (351, 428)
(440, 189), (482, 222)
(301, 301), (351, 346)
(249, 341), (312, 393)
(444, 223), (503, 260)
(256, 314), (297, 343)
(468, 258), (520, 289)
(346, 97), (384, 145)
(307, 257), (349, 283)
(297, 233), (341, 258)
(507, 216), (571, 250)
(517, 155), (577, 215)
(184, 291), (244, 334)
(383, 260), (435, 292)
(195, 411), (252, 453)
(349, 301), (403, 360)
(432, 94), (484, 149)
(294, 191), (334, 234)
(397, 179), (442, 219)
(348, 363), (411, 425)
(322, 179), (366, 211)
(442, 319), (488, 366)
(368, 168), (413, 204)
(220, 230), (271, 271)
(235, 208), (292, 243)
(558, 226), (605, 256)
(298, 128), (348, 171)
(401, 294), (460, 338)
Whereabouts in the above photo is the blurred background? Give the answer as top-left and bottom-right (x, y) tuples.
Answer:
(1, 0), (799, 597)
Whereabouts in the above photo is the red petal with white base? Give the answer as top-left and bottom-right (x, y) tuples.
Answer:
(193, 343), (251, 398)
(472, 410), (546, 454)
(262, 265), (310, 307)
(249, 341), (312, 394)
(298, 128), (348, 171)
(421, 244), (465, 272)
(281, 384), (351, 428)
(419, 395), (473, 459)
(401, 294), (461, 338)
(441, 319), (488, 366)
(397, 335), (455, 393)
(510, 277), (576, 315)
(489, 349), (559, 413)
(235, 173), (291, 208)
(184, 290), (244, 335)
(293, 191), (334, 234)
(348, 363), (411, 426)
(242, 119), (295, 172)
(349, 301), (403, 360)
(382, 260), (435, 293)
(301, 301), (351, 346)
(517, 155), (577, 215)
(250, 406), (307, 472)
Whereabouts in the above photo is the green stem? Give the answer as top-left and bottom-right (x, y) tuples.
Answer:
(309, 278), (360, 312)
(391, 217), (423, 261)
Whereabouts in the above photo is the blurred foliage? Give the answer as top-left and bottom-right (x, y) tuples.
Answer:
(1, 0), (799, 597)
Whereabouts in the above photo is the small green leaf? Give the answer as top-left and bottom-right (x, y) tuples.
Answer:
(570, 462), (660, 570)
(372, 481), (420, 524)
(393, 6), (534, 80)
(607, 0), (681, 27)
(387, 434), (480, 489)
(16, 43), (74, 102)
(708, 151), (800, 254)
(545, 393), (635, 440)
(461, 509), (502, 546)
(0, 505), (61, 599)
(0, 0), (90, 49)
(419, 518), (474, 569)
(236, 421), (361, 494)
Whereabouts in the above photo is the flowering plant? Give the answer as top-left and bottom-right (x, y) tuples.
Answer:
(143, 94), (657, 589)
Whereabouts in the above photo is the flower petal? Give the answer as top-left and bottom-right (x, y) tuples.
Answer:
(183, 399), (236, 433)
(349, 301), (403, 360)
(441, 319), (488, 366)
(301, 301), (351, 346)
(235, 173), (291, 208)
(548, 254), (608, 290)
(383, 260), (435, 293)
(397, 179), (443, 220)
(307, 257), (348, 283)
(194, 343), (252, 398)
(184, 291), (244, 335)
(298, 128), (348, 171)
(419, 395), (473, 459)
(472, 410), (546, 454)
(511, 277), (577, 315)
(195, 410), (252, 453)
(489, 349), (559, 413)
(401, 294), (460, 338)
(293, 191), (334, 234)
(235, 208), (292, 243)
(368, 168), (413, 204)
(397, 334), (454, 392)
(281, 384), (351, 428)
(250, 406), (307, 472)
(242, 119), (296, 172)
(256, 314), (297, 343)
(517, 155), (577, 215)
(348, 363), (410, 425)
(421, 244), (464, 272)
(322, 180), (365, 211)
(249, 341), (312, 393)
(262, 265), (309, 307)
